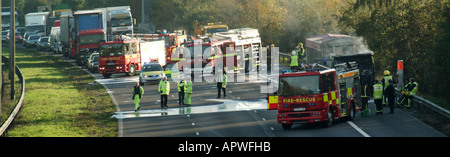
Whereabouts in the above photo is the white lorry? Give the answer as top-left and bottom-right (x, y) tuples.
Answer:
(25, 12), (50, 36)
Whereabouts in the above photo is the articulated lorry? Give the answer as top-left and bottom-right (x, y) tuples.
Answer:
(73, 9), (107, 65)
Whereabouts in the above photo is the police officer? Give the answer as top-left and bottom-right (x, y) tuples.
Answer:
(158, 76), (170, 108)
(185, 77), (193, 106)
(132, 82), (144, 112)
(373, 80), (384, 115)
(217, 69), (227, 98)
(385, 79), (396, 114)
(290, 51), (299, 71)
(177, 76), (186, 106)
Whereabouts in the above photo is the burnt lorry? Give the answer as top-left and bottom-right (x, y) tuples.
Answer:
(304, 33), (375, 87)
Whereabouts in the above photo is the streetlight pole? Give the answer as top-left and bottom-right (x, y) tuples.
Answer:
(10, 0), (16, 100)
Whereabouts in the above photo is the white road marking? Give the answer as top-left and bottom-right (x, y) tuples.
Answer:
(347, 121), (371, 137)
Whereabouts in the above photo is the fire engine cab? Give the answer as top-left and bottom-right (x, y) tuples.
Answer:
(269, 63), (362, 129)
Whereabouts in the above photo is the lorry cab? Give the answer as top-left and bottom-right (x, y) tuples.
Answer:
(275, 64), (361, 129)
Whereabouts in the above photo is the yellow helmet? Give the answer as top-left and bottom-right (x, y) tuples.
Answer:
(298, 42), (303, 47)
(384, 70), (390, 75)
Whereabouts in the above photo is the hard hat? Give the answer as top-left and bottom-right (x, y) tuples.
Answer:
(292, 51), (296, 55)
(298, 42), (303, 47)
(384, 70), (390, 75)
(271, 44), (275, 47)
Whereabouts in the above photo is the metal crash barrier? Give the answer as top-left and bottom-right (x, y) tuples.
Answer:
(0, 56), (26, 137)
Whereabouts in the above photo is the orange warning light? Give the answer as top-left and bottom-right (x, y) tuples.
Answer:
(397, 60), (404, 70)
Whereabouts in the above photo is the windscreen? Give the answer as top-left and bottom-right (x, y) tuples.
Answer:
(79, 34), (104, 45)
(142, 64), (163, 72)
(279, 75), (321, 96)
(99, 44), (124, 57)
(206, 28), (228, 34)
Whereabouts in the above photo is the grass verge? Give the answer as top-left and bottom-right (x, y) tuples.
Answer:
(3, 47), (117, 137)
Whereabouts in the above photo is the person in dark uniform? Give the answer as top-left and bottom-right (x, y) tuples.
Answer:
(385, 79), (396, 114)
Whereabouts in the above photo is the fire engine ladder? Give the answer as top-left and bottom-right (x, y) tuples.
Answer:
(334, 61), (358, 72)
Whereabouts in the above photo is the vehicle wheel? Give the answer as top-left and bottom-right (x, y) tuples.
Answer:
(127, 64), (136, 76)
(282, 124), (292, 130)
(103, 74), (112, 78)
(324, 107), (333, 127)
(347, 102), (356, 121)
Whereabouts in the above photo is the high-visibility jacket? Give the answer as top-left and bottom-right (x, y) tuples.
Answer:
(217, 74), (227, 88)
(178, 80), (186, 92)
(132, 86), (144, 99)
(361, 85), (370, 98)
(290, 55), (299, 67)
(409, 82), (418, 96)
(158, 80), (170, 95)
(382, 75), (393, 90)
(373, 83), (383, 99)
(222, 74), (227, 88)
(186, 81), (193, 94)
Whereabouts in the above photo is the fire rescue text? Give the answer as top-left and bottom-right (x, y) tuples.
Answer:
(178, 141), (270, 154)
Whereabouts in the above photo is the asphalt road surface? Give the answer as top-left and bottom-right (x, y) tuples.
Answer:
(44, 51), (446, 137)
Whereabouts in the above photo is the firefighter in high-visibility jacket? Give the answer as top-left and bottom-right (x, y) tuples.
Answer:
(185, 78), (193, 106)
(373, 80), (384, 115)
(381, 70), (396, 106)
(397, 78), (412, 107)
(132, 82), (144, 112)
(290, 51), (299, 71)
(406, 78), (418, 109)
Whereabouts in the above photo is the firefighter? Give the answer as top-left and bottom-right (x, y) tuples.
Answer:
(185, 77), (193, 106)
(381, 70), (396, 106)
(216, 69), (227, 98)
(290, 51), (299, 71)
(177, 76), (186, 106)
(385, 79), (396, 114)
(397, 78), (412, 107)
(294, 42), (306, 59)
(132, 82), (144, 112)
(158, 76), (170, 108)
(361, 81), (371, 115)
(406, 78), (418, 109)
(373, 80), (384, 115)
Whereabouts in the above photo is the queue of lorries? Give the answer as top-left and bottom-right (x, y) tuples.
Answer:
(3, 5), (135, 74)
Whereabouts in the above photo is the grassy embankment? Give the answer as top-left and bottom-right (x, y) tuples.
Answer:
(2, 47), (117, 137)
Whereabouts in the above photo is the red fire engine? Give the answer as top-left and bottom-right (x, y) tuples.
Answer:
(268, 63), (362, 129)
(98, 36), (166, 78)
(180, 39), (236, 75)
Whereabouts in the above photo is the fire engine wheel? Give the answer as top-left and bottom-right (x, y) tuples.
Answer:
(347, 103), (356, 121)
(127, 64), (136, 76)
(324, 107), (333, 127)
(282, 124), (292, 130)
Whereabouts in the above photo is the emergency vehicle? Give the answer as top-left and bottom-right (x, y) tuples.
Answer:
(268, 63), (362, 129)
(98, 36), (166, 78)
(211, 28), (262, 73)
(133, 32), (187, 65)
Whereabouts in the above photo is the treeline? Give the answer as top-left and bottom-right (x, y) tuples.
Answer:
(4, 0), (450, 104)
(339, 0), (450, 104)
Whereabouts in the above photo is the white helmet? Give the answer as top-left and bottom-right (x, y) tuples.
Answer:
(292, 51), (296, 55)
